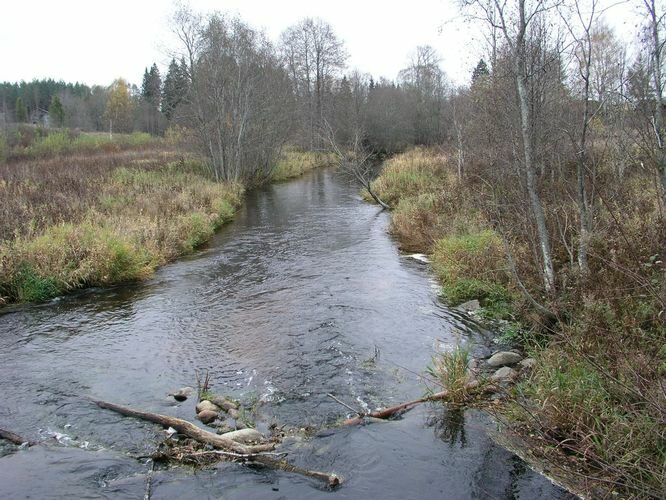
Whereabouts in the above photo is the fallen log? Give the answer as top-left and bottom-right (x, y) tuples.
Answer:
(0, 428), (33, 446)
(93, 399), (341, 488)
(341, 382), (490, 426)
(93, 399), (274, 455)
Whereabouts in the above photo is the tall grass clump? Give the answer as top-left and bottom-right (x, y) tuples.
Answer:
(0, 151), (243, 304)
(271, 147), (336, 181)
(370, 147), (445, 206)
(432, 230), (514, 312)
(427, 346), (473, 404)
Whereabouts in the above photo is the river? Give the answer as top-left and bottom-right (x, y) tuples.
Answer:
(0, 168), (566, 499)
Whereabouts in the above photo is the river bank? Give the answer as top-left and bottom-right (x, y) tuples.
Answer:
(0, 135), (331, 305)
(369, 148), (665, 498)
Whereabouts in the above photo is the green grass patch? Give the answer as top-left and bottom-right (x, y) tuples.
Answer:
(432, 230), (513, 312)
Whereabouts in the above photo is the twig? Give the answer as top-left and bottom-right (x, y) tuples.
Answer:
(326, 393), (364, 416)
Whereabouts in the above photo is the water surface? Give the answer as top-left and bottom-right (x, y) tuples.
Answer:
(0, 169), (566, 499)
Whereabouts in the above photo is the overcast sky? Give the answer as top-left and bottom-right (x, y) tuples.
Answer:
(1, 0), (642, 88)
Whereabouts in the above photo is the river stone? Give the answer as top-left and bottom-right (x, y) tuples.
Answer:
(227, 408), (240, 419)
(208, 396), (239, 412)
(196, 400), (220, 413)
(196, 410), (218, 424)
(491, 366), (518, 382)
(519, 358), (537, 370)
(169, 387), (194, 402)
(221, 428), (263, 444)
(487, 351), (522, 367)
(458, 299), (481, 312)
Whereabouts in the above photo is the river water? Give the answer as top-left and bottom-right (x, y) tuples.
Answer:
(0, 168), (566, 499)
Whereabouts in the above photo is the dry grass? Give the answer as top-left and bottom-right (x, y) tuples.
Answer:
(371, 146), (666, 498)
(270, 147), (336, 182)
(0, 145), (243, 304)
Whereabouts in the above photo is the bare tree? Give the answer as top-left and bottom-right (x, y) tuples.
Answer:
(643, 0), (666, 203)
(398, 45), (448, 145)
(280, 18), (348, 149)
(169, 7), (293, 182)
(322, 121), (390, 210)
(463, 0), (558, 293)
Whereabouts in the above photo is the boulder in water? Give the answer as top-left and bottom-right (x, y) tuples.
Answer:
(208, 396), (239, 412)
(196, 410), (218, 424)
(168, 387), (194, 402)
(487, 351), (522, 367)
(196, 400), (220, 413)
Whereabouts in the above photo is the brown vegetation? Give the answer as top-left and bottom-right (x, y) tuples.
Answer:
(0, 139), (243, 305)
(370, 147), (665, 498)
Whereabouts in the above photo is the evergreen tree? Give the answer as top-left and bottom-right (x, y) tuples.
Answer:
(49, 95), (65, 127)
(471, 59), (490, 84)
(141, 63), (162, 109)
(15, 96), (27, 122)
(161, 58), (188, 120)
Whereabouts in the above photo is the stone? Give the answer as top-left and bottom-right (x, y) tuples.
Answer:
(196, 400), (220, 413)
(221, 428), (263, 444)
(169, 387), (194, 402)
(487, 351), (522, 367)
(228, 408), (240, 419)
(519, 358), (537, 370)
(458, 299), (481, 312)
(209, 396), (239, 412)
(196, 410), (218, 424)
(491, 366), (518, 382)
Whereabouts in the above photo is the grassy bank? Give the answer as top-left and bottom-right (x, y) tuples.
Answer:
(371, 148), (665, 498)
(0, 141), (242, 305)
(270, 147), (336, 182)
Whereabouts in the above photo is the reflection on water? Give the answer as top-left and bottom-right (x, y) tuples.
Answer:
(0, 169), (565, 499)
(430, 406), (468, 448)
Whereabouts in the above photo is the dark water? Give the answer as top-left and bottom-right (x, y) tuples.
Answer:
(0, 169), (566, 499)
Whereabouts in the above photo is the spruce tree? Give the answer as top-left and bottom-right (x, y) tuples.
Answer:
(471, 59), (490, 84)
(49, 95), (65, 127)
(15, 96), (27, 123)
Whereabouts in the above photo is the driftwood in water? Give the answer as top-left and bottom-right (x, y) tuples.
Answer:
(93, 399), (341, 488)
(0, 428), (33, 446)
(93, 399), (274, 455)
(341, 382), (489, 426)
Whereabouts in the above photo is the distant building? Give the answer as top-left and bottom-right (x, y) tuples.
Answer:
(30, 107), (50, 127)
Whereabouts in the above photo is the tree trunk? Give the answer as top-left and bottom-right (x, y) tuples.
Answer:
(515, 54), (555, 293)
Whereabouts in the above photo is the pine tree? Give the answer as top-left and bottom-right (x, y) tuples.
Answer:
(15, 96), (27, 123)
(471, 59), (490, 84)
(49, 95), (65, 127)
